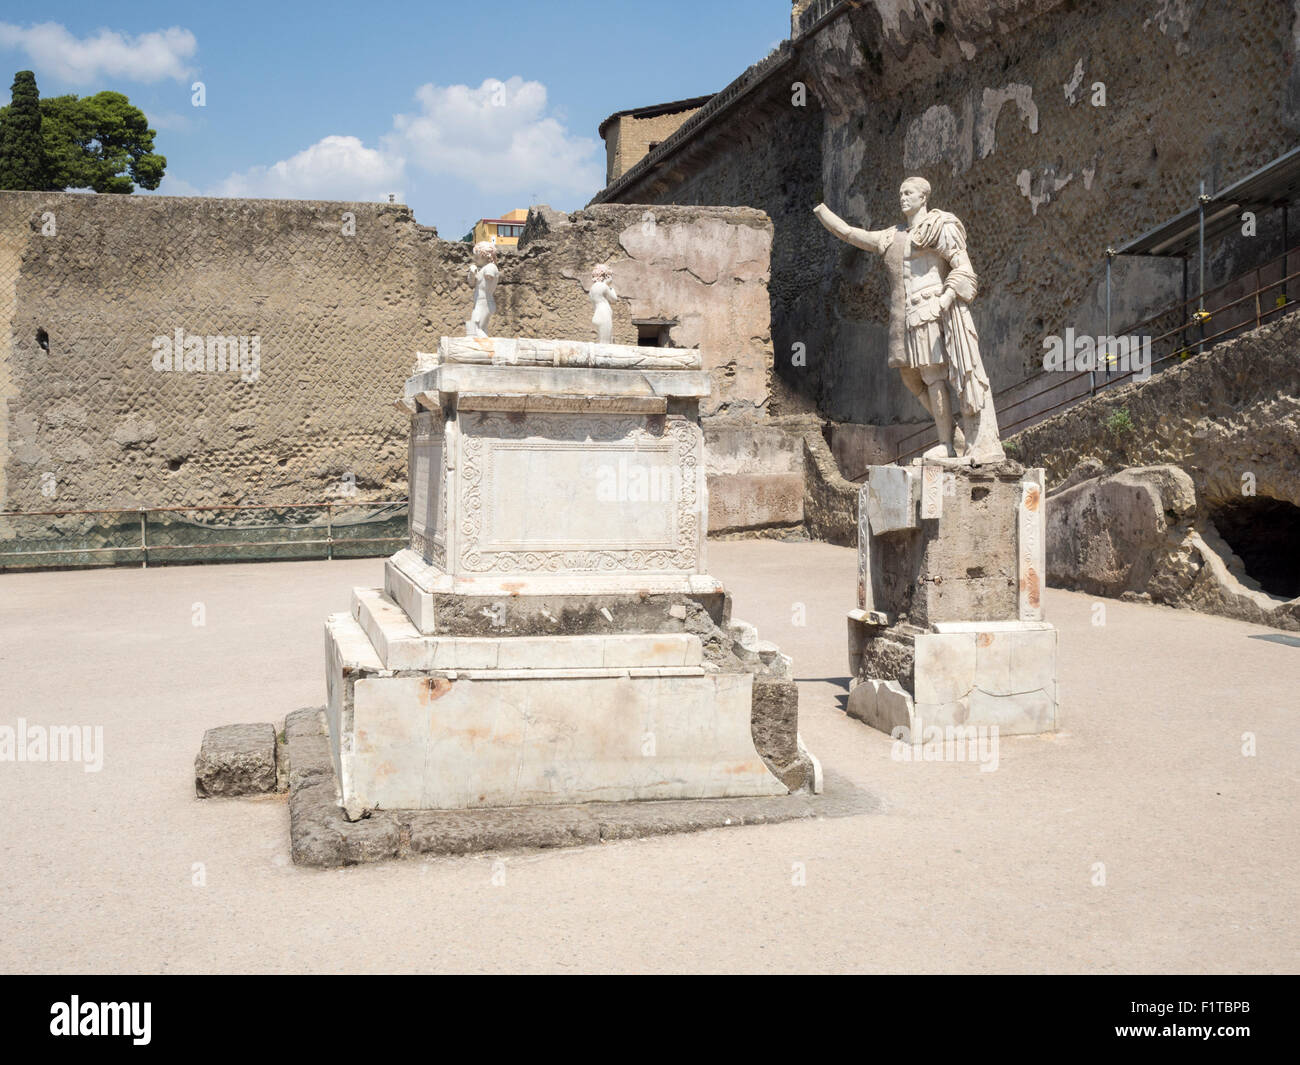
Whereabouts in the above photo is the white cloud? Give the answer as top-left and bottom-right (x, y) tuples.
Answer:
(387, 76), (603, 199)
(168, 76), (601, 226)
(0, 22), (197, 85)
(211, 135), (405, 203)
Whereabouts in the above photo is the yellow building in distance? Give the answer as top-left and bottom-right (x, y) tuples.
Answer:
(471, 208), (529, 247)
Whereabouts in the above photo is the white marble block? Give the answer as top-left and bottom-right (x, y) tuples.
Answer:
(325, 612), (786, 812)
(395, 335), (718, 606)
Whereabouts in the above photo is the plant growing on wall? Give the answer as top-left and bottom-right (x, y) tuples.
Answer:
(1101, 407), (1134, 438)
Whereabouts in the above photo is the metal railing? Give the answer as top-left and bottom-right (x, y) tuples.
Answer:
(892, 243), (1300, 461)
(0, 499), (408, 569)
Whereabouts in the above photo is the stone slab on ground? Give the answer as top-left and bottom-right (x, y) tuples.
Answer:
(286, 707), (855, 867)
(195, 722), (279, 797)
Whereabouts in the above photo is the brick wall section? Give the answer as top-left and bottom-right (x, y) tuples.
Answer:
(604, 107), (704, 185)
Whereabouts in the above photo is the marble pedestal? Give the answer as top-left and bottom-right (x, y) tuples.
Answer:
(325, 336), (817, 817)
(845, 461), (1059, 738)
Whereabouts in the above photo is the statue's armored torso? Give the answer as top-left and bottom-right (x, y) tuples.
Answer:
(901, 229), (948, 368)
(903, 236), (946, 301)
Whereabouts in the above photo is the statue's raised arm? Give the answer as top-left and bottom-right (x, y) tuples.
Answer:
(813, 202), (894, 256)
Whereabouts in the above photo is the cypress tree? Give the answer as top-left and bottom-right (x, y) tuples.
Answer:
(0, 70), (46, 190)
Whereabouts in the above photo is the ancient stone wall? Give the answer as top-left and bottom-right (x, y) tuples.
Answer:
(597, 0), (1300, 433)
(0, 193), (445, 520)
(664, 78), (828, 421)
(0, 193), (782, 527)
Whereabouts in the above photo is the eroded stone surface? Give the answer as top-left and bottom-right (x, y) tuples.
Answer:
(1047, 462), (1300, 631)
(195, 723), (278, 798)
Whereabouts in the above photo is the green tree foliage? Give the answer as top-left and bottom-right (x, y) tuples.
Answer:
(0, 70), (46, 190)
(39, 91), (166, 192)
(0, 73), (166, 193)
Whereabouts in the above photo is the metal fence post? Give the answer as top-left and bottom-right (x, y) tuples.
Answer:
(1198, 183), (1209, 355)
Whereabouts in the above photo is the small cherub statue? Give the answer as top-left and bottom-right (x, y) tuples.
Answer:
(589, 263), (619, 344)
(466, 241), (499, 338)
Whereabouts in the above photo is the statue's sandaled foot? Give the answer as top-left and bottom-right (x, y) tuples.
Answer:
(923, 442), (957, 460)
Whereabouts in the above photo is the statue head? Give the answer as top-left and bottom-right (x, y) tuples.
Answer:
(472, 240), (497, 265)
(591, 263), (613, 283)
(899, 176), (931, 216)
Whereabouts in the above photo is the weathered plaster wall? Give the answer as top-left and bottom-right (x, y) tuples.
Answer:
(599, 0), (1300, 435)
(516, 203), (776, 419)
(0, 193), (782, 530)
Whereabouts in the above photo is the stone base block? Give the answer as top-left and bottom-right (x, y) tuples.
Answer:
(353, 585), (707, 669)
(846, 679), (915, 736)
(326, 598), (807, 816)
(195, 723), (279, 797)
(285, 709), (843, 867)
(846, 618), (1059, 737)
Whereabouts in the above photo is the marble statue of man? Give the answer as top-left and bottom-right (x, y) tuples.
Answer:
(814, 177), (1003, 463)
(589, 263), (619, 344)
(466, 241), (499, 338)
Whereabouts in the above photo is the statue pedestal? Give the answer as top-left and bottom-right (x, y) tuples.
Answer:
(324, 337), (818, 816)
(845, 461), (1059, 738)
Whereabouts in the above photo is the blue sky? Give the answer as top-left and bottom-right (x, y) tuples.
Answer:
(0, 1), (792, 236)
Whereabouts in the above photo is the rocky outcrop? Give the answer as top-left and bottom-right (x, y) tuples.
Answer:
(1048, 465), (1197, 597)
(1047, 464), (1300, 631)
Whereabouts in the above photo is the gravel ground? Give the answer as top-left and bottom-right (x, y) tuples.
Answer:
(1, 540), (1295, 973)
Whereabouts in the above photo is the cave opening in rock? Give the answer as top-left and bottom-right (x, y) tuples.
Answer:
(1209, 497), (1300, 599)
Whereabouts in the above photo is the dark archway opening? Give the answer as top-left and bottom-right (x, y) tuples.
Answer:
(1209, 497), (1300, 599)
